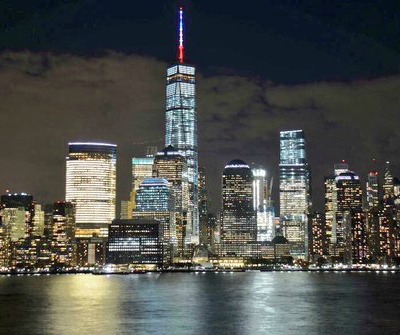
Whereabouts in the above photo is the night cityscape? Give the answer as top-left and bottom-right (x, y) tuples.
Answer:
(1, 1), (400, 334)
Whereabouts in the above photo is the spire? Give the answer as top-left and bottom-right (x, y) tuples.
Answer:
(178, 7), (184, 63)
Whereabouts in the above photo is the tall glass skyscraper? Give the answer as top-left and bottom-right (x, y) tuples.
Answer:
(252, 168), (275, 242)
(335, 171), (364, 264)
(279, 130), (310, 259)
(165, 7), (198, 243)
(136, 178), (172, 213)
(134, 178), (175, 250)
(221, 160), (256, 244)
(66, 142), (117, 237)
(153, 146), (189, 256)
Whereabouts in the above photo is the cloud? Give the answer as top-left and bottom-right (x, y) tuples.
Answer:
(0, 51), (399, 212)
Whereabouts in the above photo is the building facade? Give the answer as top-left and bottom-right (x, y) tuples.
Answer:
(221, 160), (256, 245)
(165, 8), (198, 243)
(252, 168), (275, 242)
(107, 219), (164, 266)
(279, 130), (310, 259)
(51, 202), (75, 266)
(133, 178), (176, 255)
(153, 146), (189, 256)
(66, 142), (117, 238)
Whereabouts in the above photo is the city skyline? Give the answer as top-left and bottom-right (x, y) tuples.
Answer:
(1, 3), (400, 334)
(0, 1), (399, 213)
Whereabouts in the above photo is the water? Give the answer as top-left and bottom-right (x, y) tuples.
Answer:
(0, 272), (399, 334)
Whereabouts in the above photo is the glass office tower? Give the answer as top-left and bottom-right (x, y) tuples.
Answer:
(279, 130), (310, 259)
(66, 142), (117, 237)
(165, 8), (198, 243)
(153, 146), (189, 256)
(252, 168), (274, 242)
(221, 160), (256, 244)
(134, 178), (176, 257)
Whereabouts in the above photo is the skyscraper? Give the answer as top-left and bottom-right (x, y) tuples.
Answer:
(0, 193), (34, 267)
(279, 130), (310, 259)
(252, 168), (274, 242)
(66, 142), (117, 238)
(129, 156), (155, 213)
(0, 193), (34, 242)
(51, 201), (75, 266)
(325, 162), (349, 253)
(308, 211), (325, 260)
(153, 146), (189, 256)
(121, 147), (157, 219)
(221, 159), (256, 244)
(165, 7), (198, 243)
(335, 171), (364, 264)
(132, 157), (155, 192)
(134, 177), (175, 247)
(367, 169), (379, 210)
(383, 161), (394, 200)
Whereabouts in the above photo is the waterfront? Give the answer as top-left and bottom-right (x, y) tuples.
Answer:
(0, 272), (399, 334)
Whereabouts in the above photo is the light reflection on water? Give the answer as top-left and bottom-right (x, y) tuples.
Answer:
(0, 272), (399, 334)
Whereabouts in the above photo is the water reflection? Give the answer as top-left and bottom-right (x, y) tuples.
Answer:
(0, 273), (399, 334)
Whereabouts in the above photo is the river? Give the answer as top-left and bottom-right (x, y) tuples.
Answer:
(0, 272), (399, 334)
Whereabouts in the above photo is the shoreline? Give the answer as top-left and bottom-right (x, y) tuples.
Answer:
(1, 268), (399, 276)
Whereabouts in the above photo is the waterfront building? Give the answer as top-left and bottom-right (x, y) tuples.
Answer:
(325, 163), (349, 256)
(153, 146), (189, 256)
(43, 204), (55, 241)
(165, 7), (198, 243)
(221, 159), (256, 245)
(324, 176), (335, 254)
(198, 167), (209, 245)
(200, 213), (217, 251)
(123, 148), (159, 218)
(107, 219), (164, 267)
(0, 220), (11, 268)
(51, 202), (75, 266)
(66, 142), (117, 238)
(132, 157), (155, 192)
(351, 211), (368, 264)
(383, 161), (394, 200)
(133, 178), (175, 262)
(0, 193), (34, 242)
(366, 168), (380, 210)
(214, 237), (291, 267)
(308, 212), (325, 261)
(75, 237), (107, 267)
(131, 155), (155, 211)
(335, 171), (364, 264)
(366, 207), (380, 262)
(279, 130), (311, 259)
(32, 204), (45, 237)
(252, 168), (275, 242)
(365, 161), (381, 262)
(379, 214), (396, 262)
(325, 162), (349, 249)
(0, 193), (52, 268)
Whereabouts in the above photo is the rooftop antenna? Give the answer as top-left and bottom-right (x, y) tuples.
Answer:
(178, 7), (184, 63)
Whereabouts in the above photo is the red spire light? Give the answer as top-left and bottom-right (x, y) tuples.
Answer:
(178, 7), (184, 63)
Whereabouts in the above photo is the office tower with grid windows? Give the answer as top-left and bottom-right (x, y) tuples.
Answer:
(165, 7), (198, 243)
(66, 142), (117, 238)
(279, 130), (311, 259)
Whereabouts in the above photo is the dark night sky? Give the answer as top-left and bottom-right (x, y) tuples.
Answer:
(0, 0), (399, 213)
